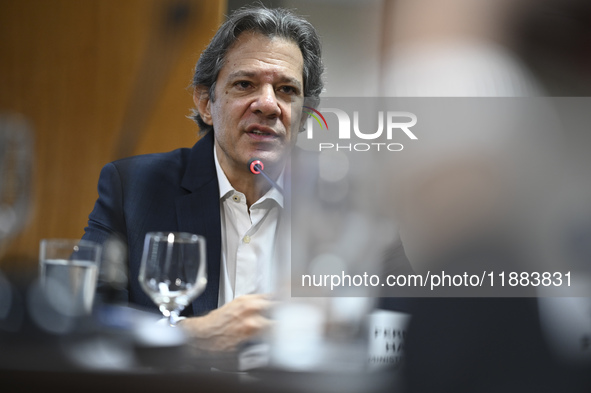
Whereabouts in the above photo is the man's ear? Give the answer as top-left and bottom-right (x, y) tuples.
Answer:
(193, 86), (213, 125)
(299, 110), (309, 133)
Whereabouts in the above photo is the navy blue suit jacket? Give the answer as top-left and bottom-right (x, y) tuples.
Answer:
(83, 132), (220, 316)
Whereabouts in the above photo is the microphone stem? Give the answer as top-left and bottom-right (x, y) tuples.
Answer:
(256, 165), (284, 195)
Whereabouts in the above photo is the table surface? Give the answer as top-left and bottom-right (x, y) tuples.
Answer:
(0, 304), (402, 393)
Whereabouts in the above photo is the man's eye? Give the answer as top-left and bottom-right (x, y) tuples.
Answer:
(279, 86), (298, 95)
(235, 81), (251, 89)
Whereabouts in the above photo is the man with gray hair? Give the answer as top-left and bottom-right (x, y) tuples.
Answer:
(83, 5), (324, 352)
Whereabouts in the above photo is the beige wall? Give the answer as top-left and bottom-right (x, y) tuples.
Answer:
(0, 0), (226, 271)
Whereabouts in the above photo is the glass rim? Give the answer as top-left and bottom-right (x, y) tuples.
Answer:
(144, 231), (205, 242)
(40, 238), (101, 249)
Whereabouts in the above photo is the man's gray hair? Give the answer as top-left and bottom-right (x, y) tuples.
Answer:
(191, 5), (324, 134)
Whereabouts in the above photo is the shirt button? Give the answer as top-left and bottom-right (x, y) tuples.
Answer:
(243, 235), (251, 244)
(232, 195), (240, 202)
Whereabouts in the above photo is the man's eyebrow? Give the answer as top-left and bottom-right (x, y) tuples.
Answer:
(227, 70), (257, 80)
(227, 71), (303, 90)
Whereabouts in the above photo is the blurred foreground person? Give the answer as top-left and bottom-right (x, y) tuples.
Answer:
(380, 0), (591, 391)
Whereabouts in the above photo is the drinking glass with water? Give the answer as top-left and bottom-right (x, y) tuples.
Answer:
(39, 239), (102, 317)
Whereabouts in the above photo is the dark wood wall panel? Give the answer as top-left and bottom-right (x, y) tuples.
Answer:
(0, 0), (226, 271)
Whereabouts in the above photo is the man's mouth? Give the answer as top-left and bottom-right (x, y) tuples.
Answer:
(246, 125), (280, 139)
(251, 129), (271, 136)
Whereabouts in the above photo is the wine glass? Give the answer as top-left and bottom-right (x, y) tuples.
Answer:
(138, 232), (207, 326)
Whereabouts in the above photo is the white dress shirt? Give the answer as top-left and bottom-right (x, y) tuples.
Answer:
(214, 148), (284, 307)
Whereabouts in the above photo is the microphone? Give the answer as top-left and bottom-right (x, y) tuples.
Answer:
(248, 158), (284, 195)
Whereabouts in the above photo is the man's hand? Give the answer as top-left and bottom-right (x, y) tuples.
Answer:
(178, 293), (273, 352)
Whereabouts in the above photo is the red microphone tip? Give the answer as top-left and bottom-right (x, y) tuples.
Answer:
(249, 159), (263, 174)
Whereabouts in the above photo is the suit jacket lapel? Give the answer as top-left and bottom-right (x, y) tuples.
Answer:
(175, 132), (221, 315)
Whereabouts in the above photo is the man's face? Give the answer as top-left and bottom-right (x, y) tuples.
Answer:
(196, 32), (304, 175)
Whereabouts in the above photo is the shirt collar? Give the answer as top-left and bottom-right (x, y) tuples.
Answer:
(214, 147), (235, 201)
(214, 146), (284, 208)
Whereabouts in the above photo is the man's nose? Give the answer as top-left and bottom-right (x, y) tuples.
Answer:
(250, 85), (281, 117)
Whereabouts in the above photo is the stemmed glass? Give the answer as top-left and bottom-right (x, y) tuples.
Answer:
(138, 232), (207, 326)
